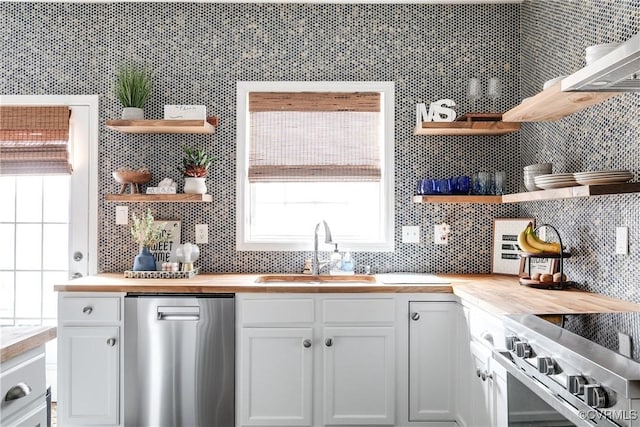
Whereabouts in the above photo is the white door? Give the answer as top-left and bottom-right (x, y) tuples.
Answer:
(58, 326), (119, 426)
(469, 341), (493, 427)
(322, 326), (395, 425)
(0, 95), (98, 399)
(240, 328), (313, 426)
(490, 358), (508, 427)
(455, 306), (472, 427)
(408, 302), (456, 421)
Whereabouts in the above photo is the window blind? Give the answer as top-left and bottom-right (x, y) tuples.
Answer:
(248, 92), (382, 183)
(0, 106), (72, 175)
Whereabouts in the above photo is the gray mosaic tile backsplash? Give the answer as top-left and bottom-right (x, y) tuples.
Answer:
(1, 2), (520, 274)
(1, 2), (638, 312)
(519, 0), (640, 305)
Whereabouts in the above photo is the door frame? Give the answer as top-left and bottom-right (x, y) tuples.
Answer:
(0, 94), (99, 275)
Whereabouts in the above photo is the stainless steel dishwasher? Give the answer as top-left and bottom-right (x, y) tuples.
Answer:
(124, 294), (234, 427)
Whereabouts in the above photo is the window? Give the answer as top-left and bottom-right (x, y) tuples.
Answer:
(236, 81), (394, 251)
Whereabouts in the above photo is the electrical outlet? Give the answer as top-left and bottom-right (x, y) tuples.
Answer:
(618, 332), (632, 357)
(195, 224), (209, 244)
(115, 206), (128, 225)
(616, 226), (628, 255)
(402, 226), (420, 243)
(434, 223), (451, 245)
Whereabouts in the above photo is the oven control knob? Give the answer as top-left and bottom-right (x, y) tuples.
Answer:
(584, 384), (608, 408)
(505, 336), (520, 351)
(515, 341), (532, 358)
(537, 357), (556, 375)
(567, 375), (586, 395)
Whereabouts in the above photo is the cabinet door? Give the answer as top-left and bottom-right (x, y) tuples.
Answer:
(58, 326), (119, 426)
(240, 328), (313, 426)
(322, 326), (395, 425)
(455, 306), (473, 427)
(490, 359), (508, 427)
(469, 341), (493, 427)
(408, 302), (456, 421)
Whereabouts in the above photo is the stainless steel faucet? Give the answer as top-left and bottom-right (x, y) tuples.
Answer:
(313, 220), (333, 275)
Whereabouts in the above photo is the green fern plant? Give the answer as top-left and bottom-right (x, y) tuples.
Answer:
(116, 66), (152, 108)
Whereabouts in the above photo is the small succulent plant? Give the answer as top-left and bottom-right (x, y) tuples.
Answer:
(179, 146), (216, 178)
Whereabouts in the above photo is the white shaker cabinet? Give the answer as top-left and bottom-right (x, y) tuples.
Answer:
(236, 294), (396, 427)
(408, 301), (457, 422)
(322, 326), (395, 425)
(459, 304), (508, 427)
(240, 327), (314, 426)
(57, 293), (124, 427)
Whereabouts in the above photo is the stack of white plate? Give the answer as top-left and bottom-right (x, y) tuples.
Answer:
(533, 173), (577, 189)
(573, 170), (633, 186)
(523, 163), (552, 191)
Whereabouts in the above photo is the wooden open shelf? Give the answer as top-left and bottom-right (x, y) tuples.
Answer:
(414, 183), (640, 204)
(413, 195), (502, 204)
(502, 82), (620, 122)
(502, 183), (640, 203)
(414, 113), (520, 136)
(105, 194), (213, 202)
(106, 116), (218, 134)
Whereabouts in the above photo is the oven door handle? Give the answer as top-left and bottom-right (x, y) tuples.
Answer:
(492, 349), (615, 427)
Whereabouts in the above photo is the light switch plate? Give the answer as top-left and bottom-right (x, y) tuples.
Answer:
(402, 226), (420, 243)
(618, 332), (632, 357)
(434, 224), (450, 245)
(195, 224), (209, 244)
(115, 206), (128, 225)
(616, 226), (628, 255)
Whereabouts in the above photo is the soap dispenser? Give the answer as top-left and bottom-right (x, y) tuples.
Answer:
(341, 251), (354, 274)
(329, 244), (342, 274)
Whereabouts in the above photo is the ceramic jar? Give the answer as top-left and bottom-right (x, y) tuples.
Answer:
(184, 177), (207, 194)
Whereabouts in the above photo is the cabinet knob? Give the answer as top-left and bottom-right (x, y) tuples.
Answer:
(325, 338), (333, 347)
(106, 337), (116, 347)
(476, 368), (482, 378)
(411, 312), (420, 321)
(481, 370), (493, 382)
(82, 306), (93, 315)
(5, 383), (31, 402)
(303, 339), (312, 348)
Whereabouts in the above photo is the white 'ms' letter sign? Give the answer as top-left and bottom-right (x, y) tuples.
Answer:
(416, 99), (457, 126)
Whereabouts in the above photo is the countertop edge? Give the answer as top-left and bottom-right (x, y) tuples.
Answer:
(1, 326), (57, 364)
(53, 273), (640, 316)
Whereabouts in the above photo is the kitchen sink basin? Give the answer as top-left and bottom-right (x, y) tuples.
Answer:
(255, 274), (377, 284)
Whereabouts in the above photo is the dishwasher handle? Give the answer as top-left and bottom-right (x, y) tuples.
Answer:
(157, 306), (200, 321)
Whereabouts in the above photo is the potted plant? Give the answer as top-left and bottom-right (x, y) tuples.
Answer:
(116, 65), (152, 120)
(130, 209), (168, 271)
(178, 146), (216, 194)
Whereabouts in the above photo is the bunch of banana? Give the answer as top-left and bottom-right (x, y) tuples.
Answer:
(517, 222), (562, 254)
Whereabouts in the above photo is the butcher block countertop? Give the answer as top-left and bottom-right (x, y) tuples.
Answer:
(0, 326), (57, 363)
(54, 273), (640, 316)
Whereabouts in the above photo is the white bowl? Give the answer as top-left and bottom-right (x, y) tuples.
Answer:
(524, 180), (540, 192)
(524, 163), (552, 172)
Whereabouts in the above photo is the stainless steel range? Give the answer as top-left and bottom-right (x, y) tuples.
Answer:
(493, 313), (640, 427)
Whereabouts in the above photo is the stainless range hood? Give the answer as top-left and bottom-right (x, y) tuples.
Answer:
(562, 33), (640, 92)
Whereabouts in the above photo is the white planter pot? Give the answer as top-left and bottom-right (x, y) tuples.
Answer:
(121, 107), (144, 120)
(184, 177), (207, 194)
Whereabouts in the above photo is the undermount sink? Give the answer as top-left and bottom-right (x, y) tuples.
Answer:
(255, 274), (377, 284)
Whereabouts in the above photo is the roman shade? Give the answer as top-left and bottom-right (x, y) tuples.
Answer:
(0, 106), (72, 175)
(248, 92), (382, 182)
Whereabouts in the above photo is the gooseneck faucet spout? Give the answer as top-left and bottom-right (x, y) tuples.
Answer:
(313, 220), (333, 276)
